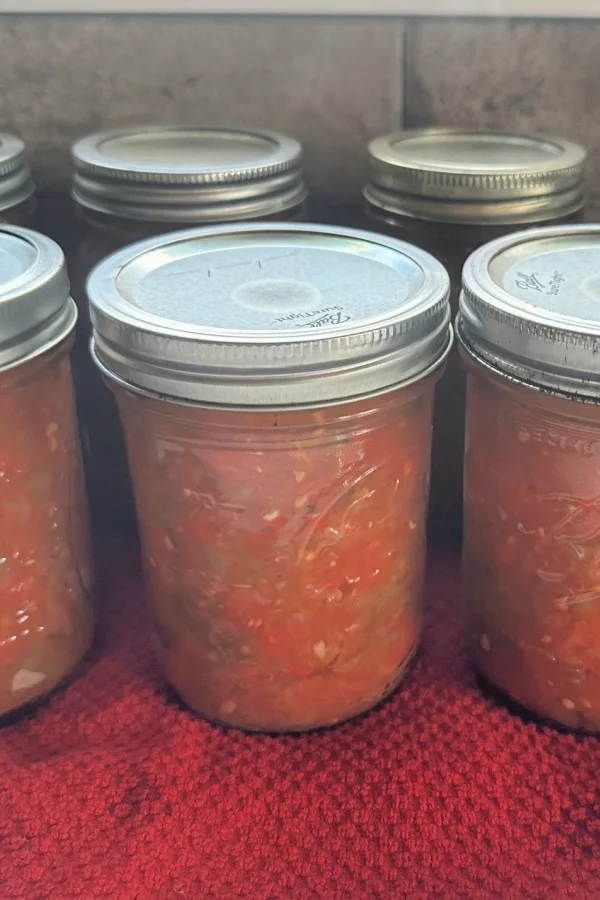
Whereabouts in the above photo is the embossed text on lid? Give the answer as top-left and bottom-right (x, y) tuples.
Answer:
(88, 223), (452, 407)
(459, 224), (600, 400)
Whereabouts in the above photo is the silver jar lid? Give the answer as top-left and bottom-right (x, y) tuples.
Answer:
(458, 224), (600, 400)
(88, 223), (451, 408)
(0, 225), (76, 371)
(72, 125), (307, 223)
(364, 128), (586, 225)
(0, 134), (35, 213)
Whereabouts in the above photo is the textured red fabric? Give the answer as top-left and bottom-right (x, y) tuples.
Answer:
(1, 545), (599, 900)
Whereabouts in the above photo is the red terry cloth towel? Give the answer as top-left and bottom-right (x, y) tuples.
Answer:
(1, 545), (599, 900)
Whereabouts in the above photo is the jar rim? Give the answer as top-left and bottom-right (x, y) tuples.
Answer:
(459, 224), (600, 402)
(88, 222), (452, 407)
(0, 225), (76, 372)
(72, 125), (307, 223)
(0, 133), (35, 213)
(365, 127), (587, 225)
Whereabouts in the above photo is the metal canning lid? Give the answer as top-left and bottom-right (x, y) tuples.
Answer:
(0, 226), (76, 371)
(458, 224), (600, 400)
(364, 128), (586, 225)
(72, 125), (307, 223)
(0, 134), (35, 213)
(87, 223), (452, 408)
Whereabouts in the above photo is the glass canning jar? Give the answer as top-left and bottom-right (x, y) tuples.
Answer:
(363, 128), (587, 542)
(70, 125), (307, 533)
(0, 133), (36, 228)
(458, 224), (600, 732)
(87, 223), (451, 732)
(0, 226), (93, 717)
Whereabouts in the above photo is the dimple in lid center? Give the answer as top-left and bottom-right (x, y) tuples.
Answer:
(232, 278), (323, 313)
(119, 241), (426, 333)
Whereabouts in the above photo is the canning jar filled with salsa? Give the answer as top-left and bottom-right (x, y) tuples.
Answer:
(70, 125), (307, 533)
(88, 223), (451, 732)
(459, 224), (600, 732)
(0, 133), (36, 228)
(0, 226), (93, 717)
(363, 128), (587, 542)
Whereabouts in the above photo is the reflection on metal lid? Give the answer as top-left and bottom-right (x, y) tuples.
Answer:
(72, 125), (307, 223)
(364, 128), (587, 225)
(0, 133), (35, 214)
(459, 224), (600, 400)
(87, 222), (452, 407)
(0, 226), (76, 371)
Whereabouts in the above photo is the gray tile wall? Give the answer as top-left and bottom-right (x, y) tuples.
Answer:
(0, 16), (403, 199)
(405, 19), (600, 191)
(1, 15), (598, 199)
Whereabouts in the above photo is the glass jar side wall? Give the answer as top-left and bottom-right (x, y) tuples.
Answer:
(462, 355), (600, 731)
(112, 379), (438, 732)
(0, 341), (94, 716)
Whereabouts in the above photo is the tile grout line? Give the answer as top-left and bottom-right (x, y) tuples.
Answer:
(398, 17), (410, 128)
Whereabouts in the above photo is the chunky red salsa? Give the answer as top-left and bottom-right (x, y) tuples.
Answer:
(117, 380), (435, 731)
(463, 360), (600, 731)
(0, 344), (93, 716)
